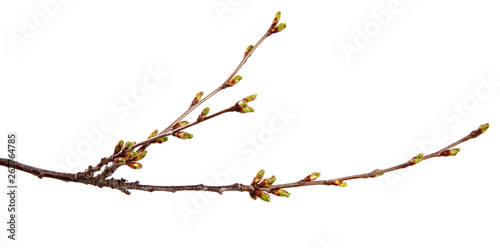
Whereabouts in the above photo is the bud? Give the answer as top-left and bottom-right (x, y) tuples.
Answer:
(124, 151), (137, 159)
(408, 153), (424, 165)
(442, 148), (460, 157)
(370, 169), (384, 178)
(271, 188), (290, 198)
(237, 99), (247, 108)
(124, 141), (134, 151)
(148, 129), (158, 138)
(114, 157), (127, 165)
(131, 151), (147, 161)
(114, 140), (124, 154)
(303, 172), (321, 182)
(198, 107), (210, 121)
(243, 94), (257, 102)
(174, 121), (190, 129)
(175, 132), (193, 140)
(273, 11), (281, 26)
(252, 170), (265, 184)
(272, 23), (287, 33)
(244, 45), (254, 56)
(128, 162), (142, 169)
(156, 136), (168, 144)
(192, 91), (204, 105)
(259, 176), (276, 187)
(236, 106), (255, 113)
(256, 190), (271, 202)
(471, 123), (490, 138)
(339, 181), (348, 187)
(332, 180), (344, 186)
(249, 191), (257, 200)
(227, 75), (243, 87)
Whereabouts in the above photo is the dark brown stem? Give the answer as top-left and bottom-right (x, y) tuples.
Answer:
(0, 124), (488, 198)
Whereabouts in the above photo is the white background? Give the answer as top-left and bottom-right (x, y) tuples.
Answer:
(1, 1), (499, 247)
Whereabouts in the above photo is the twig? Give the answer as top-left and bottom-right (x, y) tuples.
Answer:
(0, 123), (489, 200)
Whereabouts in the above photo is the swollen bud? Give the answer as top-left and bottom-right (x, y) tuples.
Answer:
(198, 107), (210, 121)
(332, 180), (347, 187)
(303, 172), (321, 182)
(256, 191), (271, 202)
(471, 123), (490, 138)
(149, 129), (158, 138)
(124, 151), (137, 159)
(124, 141), (134, 151)
(408, 153), (424, 165)
(131, 151), (147, 161)
(192, 91), (204, 105)
(114, 157), (127, 165)
(259, 176), (276, 187)
(227, 75), (243, 87)
(252, 170), (265, 184)
(243, 94), (257, 102)
(114, 140), (124, 154)
(175, 132), (193, 140)
(370, 169), (384, 178)
(236, 106), (255, 113)
(272, 23), (287, 33)
(271, 188), (290, 198)
(174, 121), (190, 129)
(442, 148), (460, 157)
(128, 162), (142, 169)
(156, 137), (168, 144)
(244, 45), (254, 56)
(273, 11), (281, 26)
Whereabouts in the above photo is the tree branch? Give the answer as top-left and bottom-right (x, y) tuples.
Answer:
(0, 123), (489, 200)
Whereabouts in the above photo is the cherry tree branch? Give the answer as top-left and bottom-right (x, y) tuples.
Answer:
(0, 123), (489, 199)
(0, 12), (490, 202)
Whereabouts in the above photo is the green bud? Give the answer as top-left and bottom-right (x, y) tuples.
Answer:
(256, 191), (271, 202)
(333, 180), (344, 186)
(128, 162), (142, 169)
(259, 175), (276, 187)
(271, 188), (290, 198)
(244, 45), (254, 56)
(192, 91), (204, 105)
(339, 181), (348, 187)
(198, 107), (210, 121)
(409, 153), (424, 165)
(480, 123), (489, 133)
(149, 129), (158, 138)
(124, 151), (137, 159)
(442, 148), (460, 156)
(131, 151), (147, 161)
(114, 157), (127, 165)
(156, 136), (168, 144)
(175, 132), (193, 140)
(237, 100), (248, 108)
(273, 11), (281, 25)
(303, 172), (321, 182)
(243, 94), (257, 102)
(227, 75), (243, 87)
(370, 169), (384, 178)
(174, 121), (190, 129)
(272, 23), (287, 33)
(124, 141), (134, 151)
(237, 106), (255, 113)
(114, 140), (124, 154)
(252, 170), (265, 184)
